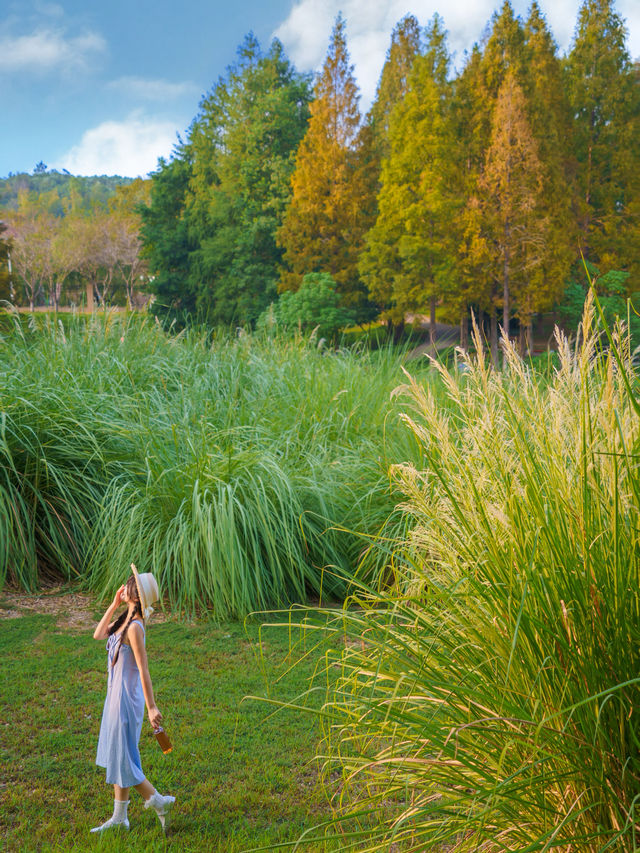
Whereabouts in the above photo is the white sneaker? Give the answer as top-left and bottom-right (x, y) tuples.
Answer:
(89, 817), (130, 833)
(144, 792), (176, 831)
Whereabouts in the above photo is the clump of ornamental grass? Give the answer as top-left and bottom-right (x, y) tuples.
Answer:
(297, 295), (640, 850)
(0, 310), (425, 616)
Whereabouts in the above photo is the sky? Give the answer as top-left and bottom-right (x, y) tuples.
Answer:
(1, 0), (638, 179)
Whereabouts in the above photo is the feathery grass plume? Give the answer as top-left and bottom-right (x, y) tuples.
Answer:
(298, 294), (640, 850)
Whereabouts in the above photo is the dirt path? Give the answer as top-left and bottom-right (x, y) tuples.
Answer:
(408, 320), (460, 360)
(0, 585), (175, 631)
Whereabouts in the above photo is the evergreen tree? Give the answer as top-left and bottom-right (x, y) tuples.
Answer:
(142, 35), (310, 325)
(466, 71), (548, 353)
(360, 16), (459, 343)
(521, 2), (575, 343)
(357, 15), (424, 329)
(140, 153), (195, 318)
(452, 45), (487, 347)
(187, 36), (312, 325)
(277, 15), (372, 320)
(455, 4), (529, 352)
(566, 0), (640, 282)
(367, 15), (423, 163)
(480, 1), (527, 117)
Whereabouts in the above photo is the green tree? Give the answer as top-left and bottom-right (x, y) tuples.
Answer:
(187, 35), (312, 325)
(454, 4), (528, 351)
(277, 15), (372, 321)
(520, 2), (575, 345)
(356, 15), (423, 331)
(360, 16), (459, 343)
(566, 0), (640, 282)
(452, 45), (488, 347)
(141, 36), (310, 325)
(140, 154), (195, 318)
(367, 15), (423, 163)
(480, 1), (527, 123)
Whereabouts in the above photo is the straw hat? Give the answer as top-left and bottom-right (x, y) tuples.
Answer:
(130, 562), (160, 620)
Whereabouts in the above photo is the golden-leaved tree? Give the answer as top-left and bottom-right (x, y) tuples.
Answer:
(466, 71), (548, 357)
(277, 14), (371, 319)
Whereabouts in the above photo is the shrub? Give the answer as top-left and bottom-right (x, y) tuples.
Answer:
(258, 273), (354, 339)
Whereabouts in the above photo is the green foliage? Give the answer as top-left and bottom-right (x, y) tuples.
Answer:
(365, 15), (423, 166)
(566, 0), (640, 278)
(360, 17), (459, 328)
(143, 35), (311, 327)
(259, 273), (354, 338)
(557, 261), (640, 340)
(140, 155), (195, 318)
(295, 300), (640, 849)
(0, 171), (133, 216)
(0, 313), (423, 616)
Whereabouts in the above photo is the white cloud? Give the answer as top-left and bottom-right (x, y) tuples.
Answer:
(52, 114), (180, 178)
(106, 76), (197, 102)
(0, 27), (106, 73)
(274, 0), (640, 112)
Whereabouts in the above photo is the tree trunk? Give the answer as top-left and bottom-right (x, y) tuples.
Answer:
(503, 237), (510, 340)
(86, 281), (94, 311)
(429, 295), (436, 348)
(393, 319), (405, 344)
(490, 309), (499, 366)
(460, 306), (468, 350)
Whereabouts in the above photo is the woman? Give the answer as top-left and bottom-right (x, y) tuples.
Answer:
(91, 563), (175, 833)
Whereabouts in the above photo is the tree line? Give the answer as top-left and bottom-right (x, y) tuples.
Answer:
(0, 176), (149, 310)
(141, 0), (639, 352)
(1, 0), (638, 349)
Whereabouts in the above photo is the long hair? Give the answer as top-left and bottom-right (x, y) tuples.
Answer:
(108, 575), (143, 667)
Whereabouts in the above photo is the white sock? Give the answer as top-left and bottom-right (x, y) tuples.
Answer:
(145, 790), (175, 813)
(89, 800), (130, 833)
(113, 799), (129, 822)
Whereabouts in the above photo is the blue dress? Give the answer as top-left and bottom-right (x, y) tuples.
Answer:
(96, 619), (146, 787)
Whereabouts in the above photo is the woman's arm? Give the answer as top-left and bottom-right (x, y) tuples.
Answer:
(93, 586), (125, 640)
(129, 622), (163, 729)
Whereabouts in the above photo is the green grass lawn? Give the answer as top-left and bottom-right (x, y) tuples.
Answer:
(0, 595), (339, 852)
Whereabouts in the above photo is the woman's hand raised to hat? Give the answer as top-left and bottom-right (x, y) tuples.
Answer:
(148, 704), (163, 729)
(111, 585), (126, 609)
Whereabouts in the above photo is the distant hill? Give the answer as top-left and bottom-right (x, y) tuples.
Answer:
(0, 171), (134, 216)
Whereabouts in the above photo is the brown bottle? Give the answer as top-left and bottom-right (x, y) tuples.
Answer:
(154, 727), (173, 754)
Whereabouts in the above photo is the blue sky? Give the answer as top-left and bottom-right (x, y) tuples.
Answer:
(1, 0), (638, 178)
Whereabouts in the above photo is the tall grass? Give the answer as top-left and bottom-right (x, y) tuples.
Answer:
(0, 310), (425, 615)
(299, 297), (640, 850)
